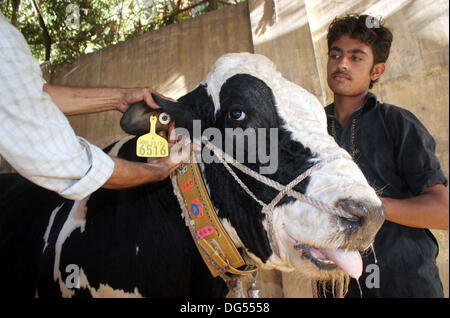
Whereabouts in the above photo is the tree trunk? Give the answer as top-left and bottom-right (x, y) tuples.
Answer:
(11, 0), (21, 26)
(29, 0), (51, 61)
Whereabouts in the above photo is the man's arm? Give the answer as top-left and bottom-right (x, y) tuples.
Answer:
(43, 84), (175, 115)
(381, 184), (449, 230)
(102, 123), (198, 189)
(103, 155), (187, 189)
(2, 14), (185, 200)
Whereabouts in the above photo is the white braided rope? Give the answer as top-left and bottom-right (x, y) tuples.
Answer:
(200, 137), (357, 220)
(220, 158), (267, 208)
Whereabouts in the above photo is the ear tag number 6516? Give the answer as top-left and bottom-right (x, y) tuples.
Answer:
(136, 116), (169, 158)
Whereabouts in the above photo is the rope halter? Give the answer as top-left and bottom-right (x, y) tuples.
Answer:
(199, 136), (357, 257)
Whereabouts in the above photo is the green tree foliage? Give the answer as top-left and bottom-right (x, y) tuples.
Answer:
(0, 0), (243, 65)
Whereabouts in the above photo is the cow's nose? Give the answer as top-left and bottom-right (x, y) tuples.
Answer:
(336, 199), (385, 249)
(336, 199), (366, 231)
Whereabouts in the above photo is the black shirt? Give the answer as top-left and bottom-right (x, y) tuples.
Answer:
(325, 92), (447, 297)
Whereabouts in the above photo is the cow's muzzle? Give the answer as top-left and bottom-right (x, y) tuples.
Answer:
(335, 199), (385, 251)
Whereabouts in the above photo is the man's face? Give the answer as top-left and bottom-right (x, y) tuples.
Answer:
(327, 35), (376, 97)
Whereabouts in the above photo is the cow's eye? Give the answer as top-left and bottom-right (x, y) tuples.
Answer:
(228, 110), (246, 121)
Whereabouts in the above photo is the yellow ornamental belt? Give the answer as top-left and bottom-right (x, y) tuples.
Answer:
(170, 153), (257, 278)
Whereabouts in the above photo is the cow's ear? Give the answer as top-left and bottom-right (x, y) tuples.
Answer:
(120, 96), (189, 136)
(120, 101), (153, 135)
(151, 94), (181, 114)
(120, 86), (213, 136)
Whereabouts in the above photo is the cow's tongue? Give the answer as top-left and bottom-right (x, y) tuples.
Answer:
(322, 248), (363, 279)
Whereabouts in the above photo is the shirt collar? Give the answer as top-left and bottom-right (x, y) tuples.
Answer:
(326, 92), (378, 118)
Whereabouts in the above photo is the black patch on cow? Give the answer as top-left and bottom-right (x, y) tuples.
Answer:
(0, 174), (67, 297)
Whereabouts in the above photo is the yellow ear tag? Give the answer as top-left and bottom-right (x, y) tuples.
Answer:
(136, 116), (169, 157)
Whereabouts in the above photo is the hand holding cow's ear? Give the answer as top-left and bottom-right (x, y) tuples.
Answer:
(117, 87), (177, 113)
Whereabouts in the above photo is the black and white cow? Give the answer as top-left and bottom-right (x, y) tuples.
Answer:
(0, 53), (384, 298)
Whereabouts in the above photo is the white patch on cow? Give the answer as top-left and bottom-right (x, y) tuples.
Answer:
(220, 218), (244, 248)
(57, 265), (143, 298)
(78, 267), (142, 298)
(257, 158), (380, 276)
(255, 209), (296, 272)
(54, 196), (89, 297)
(42, 203), (64, 254)
(279, 160), (379, 249)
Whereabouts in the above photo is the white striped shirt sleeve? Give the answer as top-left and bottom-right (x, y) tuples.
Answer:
(0, 13), (114, 200)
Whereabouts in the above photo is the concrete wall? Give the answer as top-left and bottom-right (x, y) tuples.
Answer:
(1, 0), (448, 297)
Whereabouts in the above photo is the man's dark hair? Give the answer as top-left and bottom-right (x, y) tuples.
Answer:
(327, 14), (393, 88)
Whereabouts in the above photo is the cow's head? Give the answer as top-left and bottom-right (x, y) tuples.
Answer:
(121, 53), (384, 290)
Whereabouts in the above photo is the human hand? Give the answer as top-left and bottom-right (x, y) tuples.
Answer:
(147, 122), (201, 180)
(118, 87), (177, 113)
(103, 122), (201, 188)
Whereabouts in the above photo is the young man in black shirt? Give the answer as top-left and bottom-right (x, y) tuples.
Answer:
(323, 14), (449, 297)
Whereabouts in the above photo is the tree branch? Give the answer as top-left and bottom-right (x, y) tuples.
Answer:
(164, 0), (210, 21)
(29, 0), (51, 61)
(218, 0), (234, 5)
